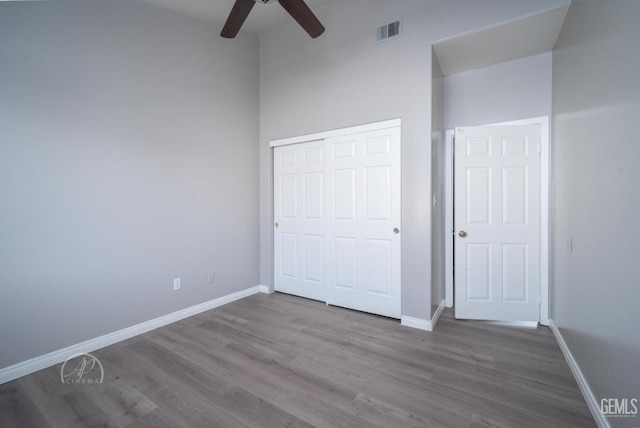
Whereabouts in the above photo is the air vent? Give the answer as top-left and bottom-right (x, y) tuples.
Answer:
(376, 20), (401, 43)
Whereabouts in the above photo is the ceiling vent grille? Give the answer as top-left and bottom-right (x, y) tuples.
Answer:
(376, 20), (401, 43)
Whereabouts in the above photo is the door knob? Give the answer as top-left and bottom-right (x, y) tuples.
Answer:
(393, 227), (400, 234)
(274, 223), (279, 228)
(458, 230), (467, 238)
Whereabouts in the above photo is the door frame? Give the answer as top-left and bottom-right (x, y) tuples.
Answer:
(270, 118), (402, 148)
(444, 116), (549, 325)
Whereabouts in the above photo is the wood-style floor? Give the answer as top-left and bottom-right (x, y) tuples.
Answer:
(0, 292), (595, 427)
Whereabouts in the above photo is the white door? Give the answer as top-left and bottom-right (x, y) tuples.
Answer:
(273, 126), (401, 319)
(274, 140), (327, 301)
(325, 127), (401, 318)
(454, 124), (540, 321)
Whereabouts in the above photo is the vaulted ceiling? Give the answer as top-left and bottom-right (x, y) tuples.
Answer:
(433, 4), (570, 75)
(139, 0), (570, 78)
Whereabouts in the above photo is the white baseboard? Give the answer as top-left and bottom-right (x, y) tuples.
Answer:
(401, 315), (431, 330)
(0, 285), (265, 386)
(431, 299), (446, 330)
(401, 300), (446, 332)
(549, 319), (609, 428)
(258, 284), (273, 294)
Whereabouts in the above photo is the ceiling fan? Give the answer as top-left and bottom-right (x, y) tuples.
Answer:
(221, 0), (325, 39)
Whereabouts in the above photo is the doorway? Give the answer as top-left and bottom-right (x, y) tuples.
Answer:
(445, 117), (550, 324)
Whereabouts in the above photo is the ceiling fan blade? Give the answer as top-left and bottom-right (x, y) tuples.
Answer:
(221, 0), (256, 38)
(277, 0), (325, 38)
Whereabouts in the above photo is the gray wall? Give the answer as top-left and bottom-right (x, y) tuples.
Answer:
(444, 52), (553, 130)
(0, 0), (259, 369)
(259, 0), (567, 320)
(431, 51), (446, 314)
(551, 0), (640, 424)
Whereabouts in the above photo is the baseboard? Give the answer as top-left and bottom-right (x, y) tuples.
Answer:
(258, 284), (273, 294)
(431, 299), (446, 330)
(401, 315), (431, 330)
(401, 300), (446, 332)
(549, 319), (609, 428)
(0, 285), (264, 386)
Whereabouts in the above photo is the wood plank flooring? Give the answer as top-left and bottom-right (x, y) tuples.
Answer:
(0, 292), (595, 427)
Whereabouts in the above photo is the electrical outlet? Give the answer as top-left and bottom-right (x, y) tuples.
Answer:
(173, 278), (181, 291)
(207, 272), (215, 284)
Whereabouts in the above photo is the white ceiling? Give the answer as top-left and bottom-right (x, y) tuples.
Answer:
(139, 0), (337, 34)
(433, 4), (570, 76)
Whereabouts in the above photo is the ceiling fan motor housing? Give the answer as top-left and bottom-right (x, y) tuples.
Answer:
(256, 0), (277, 4)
